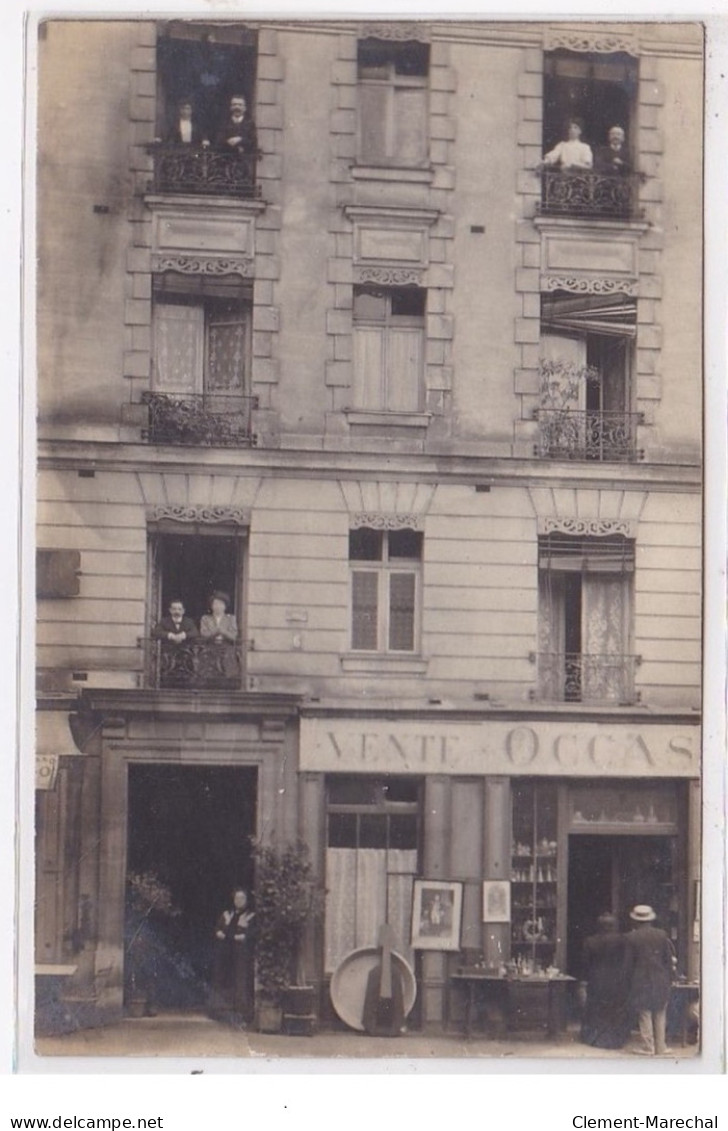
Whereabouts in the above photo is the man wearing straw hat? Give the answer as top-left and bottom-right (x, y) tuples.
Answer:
(625, 904), (676, 1056)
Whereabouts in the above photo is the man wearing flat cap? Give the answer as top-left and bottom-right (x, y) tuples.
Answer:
(625, 905), (676, 1055)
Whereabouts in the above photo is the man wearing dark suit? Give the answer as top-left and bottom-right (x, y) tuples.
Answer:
(594, 125), (632, 175)
(166, 98), (208, 147)
(215, 94), (259, 156)
(625, 904), (675, 1055)
(152, 599), (199, 644)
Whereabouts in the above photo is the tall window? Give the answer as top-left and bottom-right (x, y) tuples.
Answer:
(349, 527), (423, 653)
(352, 286), (425, 412)
(538, 534), (635, 703)
(357, 38), (429, 167)
(325, 775), (421, 973)
(539, 292), (638, 461)
(543, 51), (638, 166)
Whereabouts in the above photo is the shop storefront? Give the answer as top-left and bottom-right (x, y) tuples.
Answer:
(299, 710), (700, 1032)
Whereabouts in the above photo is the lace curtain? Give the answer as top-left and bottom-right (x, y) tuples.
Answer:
(324, 847), (417, 973)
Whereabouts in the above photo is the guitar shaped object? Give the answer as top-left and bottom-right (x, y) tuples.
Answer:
(362, 923), (405, 1037)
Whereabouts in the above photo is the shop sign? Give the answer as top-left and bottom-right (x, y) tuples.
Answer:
(36, 754), (59, 790)
(300, 718), (699, 778)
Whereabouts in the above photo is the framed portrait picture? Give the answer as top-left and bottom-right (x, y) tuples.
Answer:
(411, 879), (463, 951)
(482, 880), (511, 923)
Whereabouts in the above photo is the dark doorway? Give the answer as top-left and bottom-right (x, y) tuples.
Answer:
(567, 834), (675, 978)
(126, 763), (256, 1011)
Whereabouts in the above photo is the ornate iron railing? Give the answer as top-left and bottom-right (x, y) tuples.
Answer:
(537, 652), (638, 704)
(141, 391), (258, 448)
(148, 144), (260, 199)
(143, 638), (243, 690)
(539, 170), (641, 219)
(536, 409), (643, 462)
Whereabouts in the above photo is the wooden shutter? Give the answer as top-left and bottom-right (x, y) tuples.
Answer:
(36, 549), (81, 598)
(386, 326), (423, 411)
(353, 325), (385, 409)
(395, 84), (428, 165)
(358, 82), (390, 164)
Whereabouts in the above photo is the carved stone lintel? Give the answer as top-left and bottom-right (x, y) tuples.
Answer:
(542, 274), (638, 297)
(359, 22), (430, 43)
(351, 512), (423, 531)
(151, 253), (253, 278)
(539, 516), (636, 538)
(544, 28), (638, 56)
(354, 265), (424, 286)
(147, 505), (251, 527)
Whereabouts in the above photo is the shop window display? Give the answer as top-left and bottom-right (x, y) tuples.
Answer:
(511, 782), (560, 973)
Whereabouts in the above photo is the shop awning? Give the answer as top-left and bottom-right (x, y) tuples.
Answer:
(36, 711), (83, 790)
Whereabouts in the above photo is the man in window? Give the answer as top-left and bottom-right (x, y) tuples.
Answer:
(152, 598), (199, 645)
(215, 94), (258, 157)
(594, 125), (632, 176)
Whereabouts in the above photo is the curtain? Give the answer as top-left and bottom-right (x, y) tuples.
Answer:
(582, 574), (626, 700)
(206, 310), (246, 394)
(153, 301), (204, 393)
(388, 571), (416, 651)
(540, 332), (587, 410)
(325, 847), (418, 973)
(538, 571), (565, 699)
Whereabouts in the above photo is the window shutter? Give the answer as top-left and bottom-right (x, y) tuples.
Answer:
(395, 85), (428, 165)
(351, 570), (379, 650)
(153, 301), (204, 393)
(353, 325), (385, 409)
(37, 549), (81, 598)
(358, 82), (390, 164)
(388, 571), (416, 651)
(387, 327), (423, 411)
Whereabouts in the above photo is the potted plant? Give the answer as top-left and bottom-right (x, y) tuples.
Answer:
(124, 870), (180, 1017)
(251, 840), (323, 1034)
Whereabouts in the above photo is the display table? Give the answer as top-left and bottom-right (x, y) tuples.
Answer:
(451, 971), (576, 1039)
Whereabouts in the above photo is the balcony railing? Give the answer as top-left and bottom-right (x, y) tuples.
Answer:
(535, 409), (643, 462)
(148, 144), (260, 199)
(143, 638), (243, 691)
(539, 170), (641, 220)
(141, 391), (258, 448)
(537, 652), (639, 704)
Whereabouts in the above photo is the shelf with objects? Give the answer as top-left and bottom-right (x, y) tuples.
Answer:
(510, 781), (560, 976)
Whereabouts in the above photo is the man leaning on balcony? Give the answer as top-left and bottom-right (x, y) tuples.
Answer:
(215, 93), (258, 157)
(541, 118), (593, 171)
(594, 125), (632, 175)
(152, 599), (199, 645)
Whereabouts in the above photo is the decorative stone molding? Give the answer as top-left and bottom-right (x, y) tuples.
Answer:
(542, 274), (638, 296)
(538, 517), (636, 539)
(354, 265), (424, 286)
(359, 22), (431, 42)
(151, 253), (253, 278)
(351, 512), (423, 530)
(543, 28), (638, 56)
(147, 505), (251, 527)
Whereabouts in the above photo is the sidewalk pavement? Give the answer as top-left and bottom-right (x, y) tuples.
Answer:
(33, 1014), (699, 1064)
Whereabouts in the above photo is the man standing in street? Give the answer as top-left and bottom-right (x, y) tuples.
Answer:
(625, 904), (675, 1056)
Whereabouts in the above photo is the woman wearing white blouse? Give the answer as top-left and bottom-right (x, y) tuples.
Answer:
(200, 591), (238, 643)
(542, 119), (593, 171)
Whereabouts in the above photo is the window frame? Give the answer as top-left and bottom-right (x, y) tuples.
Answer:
(349, 528), (423, 655)
(352, 285), (426, 413)
(356, 40), (430, 168)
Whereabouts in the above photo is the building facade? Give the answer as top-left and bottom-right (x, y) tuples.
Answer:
(35, 18), (702, 1035)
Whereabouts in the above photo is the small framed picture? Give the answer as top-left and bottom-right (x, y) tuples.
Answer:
(411, 879), (463, 951)
(482, 880), (511, 923)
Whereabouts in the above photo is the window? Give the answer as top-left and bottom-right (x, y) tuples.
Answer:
(147, 529), (244, 689)
(352, 286), (425, 412)
(538, 292), (639, 461)
(538, 535), (635, 703)
(357, 38), (429, 167)
(349, 528), (423, 653)
(145, 276), (254, 446)
(325, 775), (421, 972)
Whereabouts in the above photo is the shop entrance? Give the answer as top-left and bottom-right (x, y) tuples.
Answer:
(125, 763), (257, 1011)
(566, 835), (675, 977)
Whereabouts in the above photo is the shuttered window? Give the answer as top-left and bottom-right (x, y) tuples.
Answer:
(349, 528), (422, 653)
(357, 39), (429, 167)
(352, 287), (425, 412)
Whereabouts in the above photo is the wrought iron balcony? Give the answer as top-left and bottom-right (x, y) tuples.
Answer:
(141, 391), (258, 448)
(148, 144), (260, 199)
(539, 170), (641, 220)
(143, 638), (243, 691)
(537, 652), (639, 705)
(535, 409), (643, 462)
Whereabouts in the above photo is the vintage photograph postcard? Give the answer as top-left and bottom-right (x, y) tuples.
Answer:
(29, 13), (710, 1066)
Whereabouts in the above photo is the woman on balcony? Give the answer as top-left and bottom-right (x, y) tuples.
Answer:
(200, 591), (239, 682)
(541, 118), (593, 171)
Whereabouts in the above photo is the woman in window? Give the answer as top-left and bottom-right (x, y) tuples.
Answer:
(200, 590), (239, 681)
(541, 118), (594, 171)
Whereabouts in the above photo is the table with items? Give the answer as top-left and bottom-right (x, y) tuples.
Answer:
(451, 967), (576, 1039)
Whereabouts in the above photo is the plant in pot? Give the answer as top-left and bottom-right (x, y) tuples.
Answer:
(251, 840), (323, 1035)
(124, 870), (180, 1017)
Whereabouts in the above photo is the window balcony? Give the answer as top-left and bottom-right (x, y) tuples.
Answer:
(536, 652), (639, 705)
(538, 170), (641, 220)
(148, 144), (260, 200)
(141, 392), (258, 448)
(142, 638), (243, 691)
(535, 409), (643, 462)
